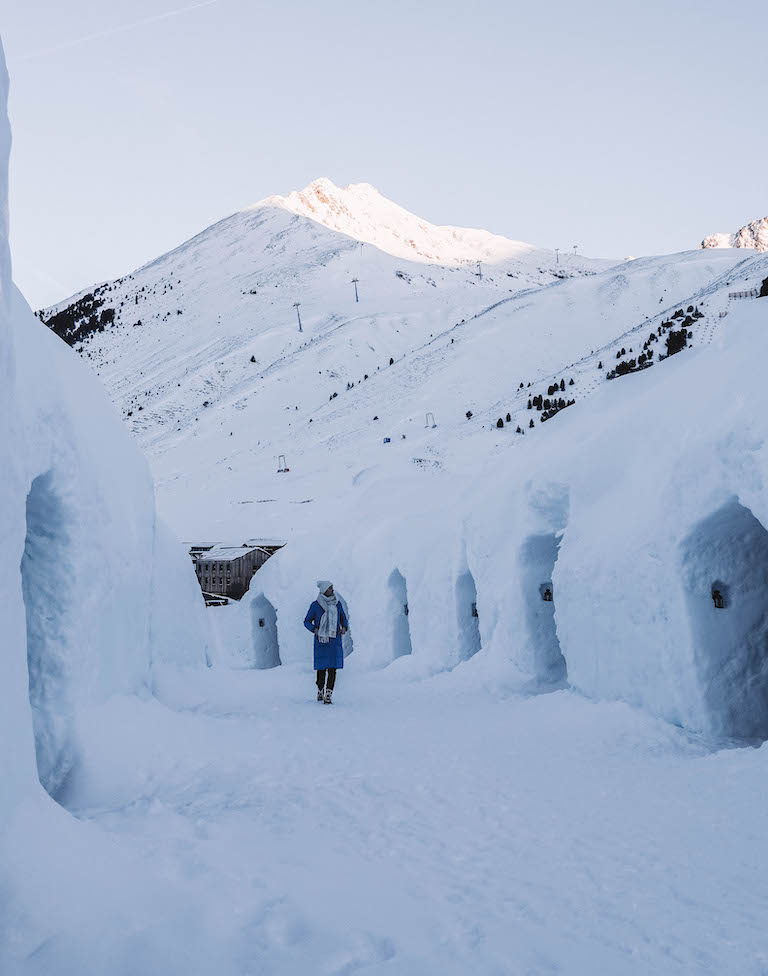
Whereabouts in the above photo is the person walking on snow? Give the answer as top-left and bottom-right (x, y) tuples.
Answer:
(304, 580), (348, 704)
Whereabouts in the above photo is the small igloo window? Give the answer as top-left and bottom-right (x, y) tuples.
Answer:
(711, 581), (729, 609)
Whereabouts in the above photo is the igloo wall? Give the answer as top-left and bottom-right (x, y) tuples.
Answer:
(0, 45), (37, 826)
(0, 43), (210, 819)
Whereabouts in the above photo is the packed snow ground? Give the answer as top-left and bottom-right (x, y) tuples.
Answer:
(6, 665), (767, 976)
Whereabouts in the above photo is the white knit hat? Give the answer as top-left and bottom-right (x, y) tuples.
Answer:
(316, 579), (333, 591)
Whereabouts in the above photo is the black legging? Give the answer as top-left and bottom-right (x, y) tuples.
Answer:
(316, 668), (337, 691)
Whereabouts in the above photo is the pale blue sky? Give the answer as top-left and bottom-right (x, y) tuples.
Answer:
(3, 0), (767, 307)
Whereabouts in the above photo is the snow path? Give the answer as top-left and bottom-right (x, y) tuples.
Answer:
(59, 668), (768, 975)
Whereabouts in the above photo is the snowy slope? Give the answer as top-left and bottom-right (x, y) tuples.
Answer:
(38, 179), (612, 449)
(86, 244), (768, 551)
(701, 214), (768, 252)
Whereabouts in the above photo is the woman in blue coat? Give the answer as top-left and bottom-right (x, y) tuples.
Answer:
(304, 580), (348, 703)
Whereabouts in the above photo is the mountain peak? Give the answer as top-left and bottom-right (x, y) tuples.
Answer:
(700, 215), (768, 252)
(254, 177), (540, 266)
(259, 177), (386, 229)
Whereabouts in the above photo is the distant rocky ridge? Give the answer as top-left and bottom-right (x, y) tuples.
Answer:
(700, 216), (768, 252)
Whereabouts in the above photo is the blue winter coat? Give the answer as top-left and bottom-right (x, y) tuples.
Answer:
(304, 599), (349, 670)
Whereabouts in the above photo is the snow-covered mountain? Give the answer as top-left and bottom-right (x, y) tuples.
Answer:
(700, 215), (768, 252)
(39, 183), (768, 553)
(36, 178), (620, 530)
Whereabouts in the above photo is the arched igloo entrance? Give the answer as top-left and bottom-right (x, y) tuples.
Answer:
(21, 471), (75, 798)
(387, 568), (413, 660)
(519, 533), (567, 684)
(250, 595), (281, 668)
(681, 498), (768, 740)
(456, 569), (482, 662)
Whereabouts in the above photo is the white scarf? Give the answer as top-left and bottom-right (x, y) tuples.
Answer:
(316, 591), (339, 643)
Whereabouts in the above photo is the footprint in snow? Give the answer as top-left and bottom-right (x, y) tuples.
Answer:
(326, 933), (397, 975)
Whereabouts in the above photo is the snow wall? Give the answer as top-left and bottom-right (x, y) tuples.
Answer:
(227, 298), (768, 741)
(0, 44), (210, 831)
